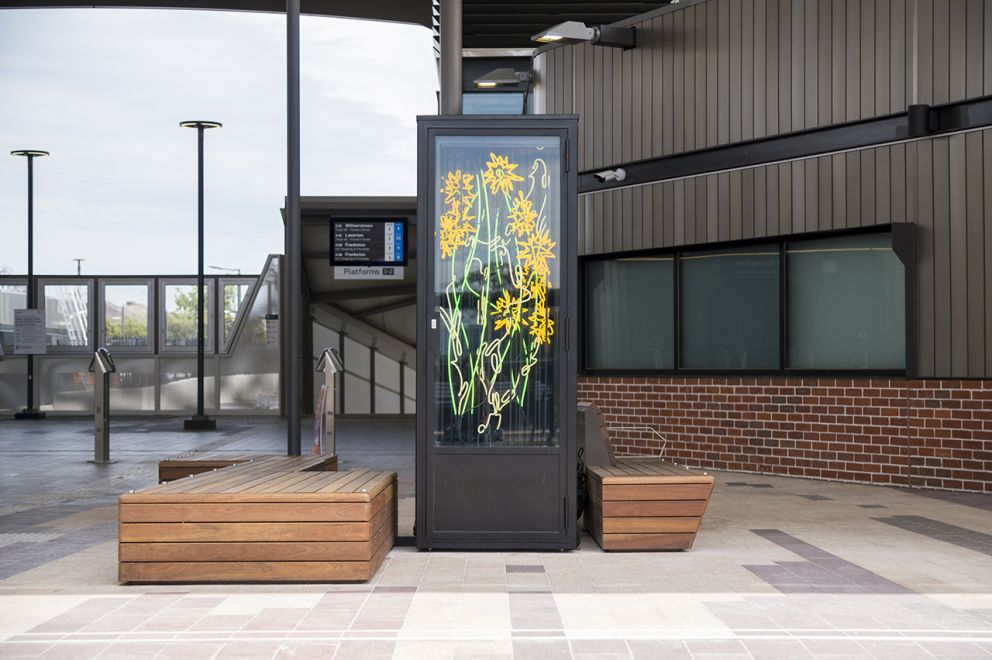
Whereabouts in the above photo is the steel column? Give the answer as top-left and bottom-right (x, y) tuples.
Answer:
(439, 0), (462, 115)
(287, 0), (302, 456)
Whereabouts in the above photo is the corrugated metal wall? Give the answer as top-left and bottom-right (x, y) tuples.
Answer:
(533, 0), (992, 378)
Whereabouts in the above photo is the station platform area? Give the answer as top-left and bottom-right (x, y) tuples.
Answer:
(0, 417), (990, 659)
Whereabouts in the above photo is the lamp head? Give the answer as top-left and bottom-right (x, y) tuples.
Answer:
(11, 150), (49, 158)
(532, 21), (635, 49)
(180, 120), (222, 130)
(473, 68), (532, 89)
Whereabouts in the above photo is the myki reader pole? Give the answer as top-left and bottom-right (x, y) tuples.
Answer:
(88, 347), (117, 464)
(315, 347), (343, 456)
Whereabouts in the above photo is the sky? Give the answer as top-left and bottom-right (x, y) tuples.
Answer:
(0, 8), (438, 276)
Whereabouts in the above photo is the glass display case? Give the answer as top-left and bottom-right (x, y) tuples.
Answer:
(416, 115), (578, 550)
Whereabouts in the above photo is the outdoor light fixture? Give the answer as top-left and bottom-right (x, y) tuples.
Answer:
(593, 168), (627, 183)
(11, 149), (50, 420)
(532, 21), (636, 49)
(180, 119), (222, 432)
(473, 68), (532, 88)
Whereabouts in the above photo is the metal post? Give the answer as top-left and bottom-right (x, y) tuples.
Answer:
(180, 121), (220, 431)
(440, 0), (463, 115)
(287, 0), (303, 456)
(11, 149), (48, 421)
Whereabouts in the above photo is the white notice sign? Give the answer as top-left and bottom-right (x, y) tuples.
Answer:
(334, 266), (405, 280)
(14, 309), (46, 355)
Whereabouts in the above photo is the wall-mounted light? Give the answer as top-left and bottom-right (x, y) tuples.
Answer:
(593, 168), (627, 183)
(473, 68), (532, 88)
(532, 21), (636, 49)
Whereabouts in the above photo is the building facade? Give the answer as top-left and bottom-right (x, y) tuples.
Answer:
(532, 0), (992, 492)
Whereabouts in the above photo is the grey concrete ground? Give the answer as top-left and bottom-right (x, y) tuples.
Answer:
(0, 416), (991, 659)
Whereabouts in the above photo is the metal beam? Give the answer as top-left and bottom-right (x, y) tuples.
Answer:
(579, 96), (992, 194)
(440, 0), (462, 114)
(311, 285), (417, 302)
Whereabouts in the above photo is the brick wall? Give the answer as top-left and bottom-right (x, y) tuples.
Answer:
(578, 376), (992, 493)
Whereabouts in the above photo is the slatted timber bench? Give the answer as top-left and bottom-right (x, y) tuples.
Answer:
(157, 453), (337, 483)
(587, 458), (714, 551)
(581, 402), (714, 551)
(119, 456), (396, 583)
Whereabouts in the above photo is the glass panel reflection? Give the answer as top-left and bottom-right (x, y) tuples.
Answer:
(434, 135), (561, 447)
(104, 284), (149, 348)
(43, 284), (90, 348)
(164, 284), (210, 348)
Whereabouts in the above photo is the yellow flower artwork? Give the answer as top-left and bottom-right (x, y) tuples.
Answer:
(482, 152), (524, 196)
(507, 190), (538, 237)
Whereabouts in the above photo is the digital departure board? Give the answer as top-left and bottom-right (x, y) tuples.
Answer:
(330, 218), (407, 267)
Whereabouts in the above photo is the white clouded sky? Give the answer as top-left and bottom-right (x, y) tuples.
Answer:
(0, 8), (438, 276)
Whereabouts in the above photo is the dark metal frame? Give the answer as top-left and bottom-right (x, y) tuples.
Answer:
(416, 114), (579, 551)
(579, 223), (916, 378)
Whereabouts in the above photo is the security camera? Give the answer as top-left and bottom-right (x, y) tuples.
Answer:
(593, 168), (627, 183)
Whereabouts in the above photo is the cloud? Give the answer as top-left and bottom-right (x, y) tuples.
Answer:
(0, 8), (438, 276)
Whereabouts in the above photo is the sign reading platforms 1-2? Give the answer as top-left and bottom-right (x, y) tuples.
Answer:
(330, 218), (406, 267)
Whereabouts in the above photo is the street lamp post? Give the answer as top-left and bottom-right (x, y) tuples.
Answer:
(180, 120), (221, 431)
(11, 149), (49, 420)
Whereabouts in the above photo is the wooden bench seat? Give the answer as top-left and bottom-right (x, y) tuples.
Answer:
(158, 453), (337, 483)
(587, 458), (714, 551)
(120, 457), (396, 583)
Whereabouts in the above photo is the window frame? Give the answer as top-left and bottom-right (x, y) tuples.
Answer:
(98, 278), (154, 354)
(158, 278), (216, 354)
(580, 224), (914, 378)
(37, 277), (96, 354)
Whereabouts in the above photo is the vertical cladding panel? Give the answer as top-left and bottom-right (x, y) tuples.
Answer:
(654, 182), (665, 249)
(563, 48), (574, 114)
(804, 0), (818, 129)
(986, 131), (992, 375)
(593, 189), (604, 255)
(987, 0), (992, 94)
(730, 170), (742, 240)
(706, 175), (719, 242)
(846, 152), (861, 228)
(684, 7), (696, 151)
(966, 132), (986, 377)
(695, 177), (708, 244)
(593, 47), (604, 170)
(643, 21), (655, 159)
(948, 134), (969, 376)
(778, 0), (792, 134)
(766, 164), (780, 236)
(778, 164), (792, 236)
(832, 154), (847, 230)
(753, 0), (767, 139)
(614, 187), (623, 253)
(532, 53), (545, 114)
(818, 155), (833, 231)
(718, 0), (731, 145)
(765, 0), (780, 136)
(891, 0), (906, 111)
(791, 0), (804, 131)
(602, 48), (613, 168)
(949, 0), (968, 102)
(876, 0), (891, 115)
(656, 16), (666, 156)
(674, 9), (686, 154)
(707, 1), (719, 148)
(674, 180), (686, 246)
(663, 13), (676, 157)
(643, 183), (654, 249)
(934, 0), (950, 104)
(860, 0), (876, 119)
(891, 143), (907, 223)
(967, 0), (985, 97)
(742, 0), (754, 141)
(919, 0), (934, 104)
(717, 172), (731, 241)
(623, 46), (633, 165)
(791, 160), (805, 234)
(754, 167), (768, 238)
(632, 25), (643, 163)
(933, 138), (952, 376)
(612, 49), (622, 166)
(742, 169), (755, 239)
(685, 178), (697, 245)
(846, 0), (861, 120)
(861, 150), (876, 227)
(805, 159), (819, 233)
(576, 45), (588, 170)
(818, 0), (833, 126)
(832, 0), (847, 123)
(623, 188), (633, 253)
(663, 181), (676, 247)
(695, 5), (708, 149)
(876, 146), (891, 224)
(915, 140), (936, 376)
(729, 0), (743, 143)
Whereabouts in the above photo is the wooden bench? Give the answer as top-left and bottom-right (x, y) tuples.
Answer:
(587, 458), (714, 551)
(158, 454), (337, 483)
(119, 456), (396, 583)
(581, 403), (714, 551)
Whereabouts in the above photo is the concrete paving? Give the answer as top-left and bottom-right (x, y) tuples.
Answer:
(0, 416), (991, 659)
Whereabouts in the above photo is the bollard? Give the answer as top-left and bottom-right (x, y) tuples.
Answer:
(87, 347), (117, 464)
